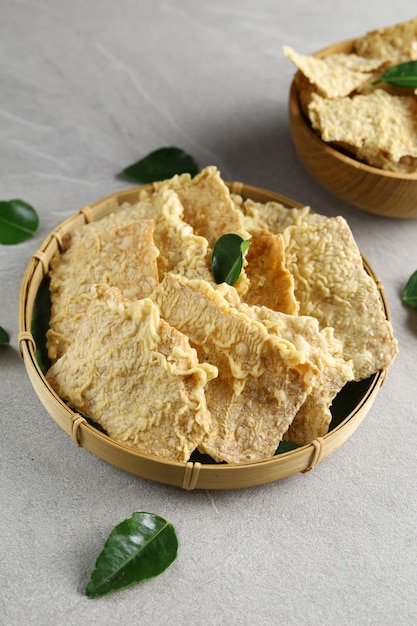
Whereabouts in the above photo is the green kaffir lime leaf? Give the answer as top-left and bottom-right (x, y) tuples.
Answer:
(275, 440), (300, 455)
(374, 60), (417, 88)
(122, 147), (199, 183)
(212, 233), (251, 286)
(0, 326), (10, 346)
(85, 512), (178, 598)
(0, 199), (39, 245)
(402, 270), (417, 309)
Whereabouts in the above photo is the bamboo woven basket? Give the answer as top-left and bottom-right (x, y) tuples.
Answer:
(19, 183), (389, 490)
(288, 39), (417, 219)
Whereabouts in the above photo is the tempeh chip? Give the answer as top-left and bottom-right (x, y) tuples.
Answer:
(120, 188), (212, 282)
(151, 274), (319, 463)
(151, 165), (250, 247)
(46, 284), (217, 463)
(352, 17), (417, 65)
(241, 198), (311, 234)
(284, 46), (385, 98)
(282, 213), (398, 380)
(47, 218), (159, 361)
(141, 167), (251, 295)
(308, 90), (417, 172)
(242, 228), (299, 315)
(239, 303), (354, 445)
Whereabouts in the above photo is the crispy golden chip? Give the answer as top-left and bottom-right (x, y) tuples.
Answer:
(69, 198), (155, 241)
(200, 370), (311, 463)
(308, 90), (417, 172)
(239, 303), (354, 445)
(151, 274), (319, 463)
(242, 229), (299, 315)
(284, 45), (385, 98)
(152, 274), (269, 388)
(146, 189), (212, 282)
(241, 198), (311, 233)
(282, 213), (398, 380)
(151, 166), (250, 247)
(293, 69), (321, 114)
(46, 284), (217, 463)
(120, 188), (212, 282)
(353, 17), (417, 65)
(47, 219), (159, 361)
(147, 167), (251, 296)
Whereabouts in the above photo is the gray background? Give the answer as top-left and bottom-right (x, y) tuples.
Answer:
(1, 1), (416, 624)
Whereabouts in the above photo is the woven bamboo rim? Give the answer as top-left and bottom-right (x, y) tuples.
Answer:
(288, 39), (417, 219)
(19, 183), (388, 489)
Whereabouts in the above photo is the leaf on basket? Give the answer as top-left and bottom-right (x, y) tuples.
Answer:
(212, 233), (251, 286)
(85, 512), (178, 598)
(275, 440), (300, 454)
(0, 199), (39, 245)
(374, 60), (417, 88)
(122, 147), (199, 183)
(402, 269), (417, 309)
(0, 326), (9, 346)
(31, 276), (52, 374)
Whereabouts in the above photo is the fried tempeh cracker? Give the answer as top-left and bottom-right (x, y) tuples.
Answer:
(240, 198), (311, 234)
(308, 90), (417, 172)
(352, 17), (417, 65)
(47, 218), (159, 361)
(151, 166), (250, 247)
(151, 274), (319, 462)
(200, 372), (308, 463)
(149, 189), (212, 282)
(284, 46), (385, 98)
(282, 213), (398, 380)
(46, 284), (217, 463)
(239, 303), (354, 445)
(120, 188), (213, 282)
(242, 228), (299, 315)
(140, 168), (251, 295)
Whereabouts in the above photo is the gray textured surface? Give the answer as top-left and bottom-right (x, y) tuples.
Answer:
(1, 1), (416, 624)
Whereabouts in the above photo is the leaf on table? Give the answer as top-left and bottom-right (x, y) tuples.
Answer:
(374, 60), (417, 88)
(0, 199), (39, 245)
(402, 269), (417, 309)
(85, 512), (178, 598)
(122, 147), (199, 183)
(212, 233), (251, 286)
(0, 326), (9, 346)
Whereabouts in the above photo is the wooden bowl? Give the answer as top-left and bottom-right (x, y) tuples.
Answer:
(19, 183), (390, 490)
(288, 39), (417, 219)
